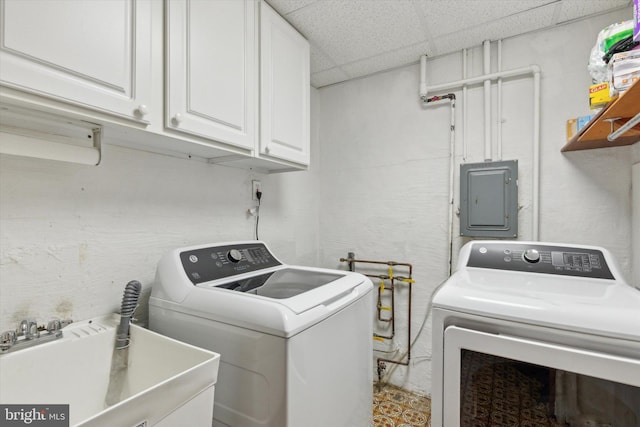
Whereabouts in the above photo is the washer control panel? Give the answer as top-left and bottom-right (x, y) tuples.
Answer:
(180, 243), (281, 284)
(467, 242), (614, 279)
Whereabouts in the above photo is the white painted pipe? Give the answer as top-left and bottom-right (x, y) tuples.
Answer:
(462, 48), (468, 161)
(532, 70), (541, 241)
(421, 94), (457, 275)
(447, 97), (456, 276)
(497, 39), (503, 161)
(417, 53), (542, 241)
(419, 55), (428, 100)
(425, 65), (540, 92)
(483, 40), (491, 161)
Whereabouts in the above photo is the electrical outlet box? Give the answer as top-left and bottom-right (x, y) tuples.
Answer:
(252, 180), (262, 201)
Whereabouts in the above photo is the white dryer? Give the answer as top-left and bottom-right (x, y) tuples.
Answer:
(149, 241), (373, 427)
(431, 241), (640, 427)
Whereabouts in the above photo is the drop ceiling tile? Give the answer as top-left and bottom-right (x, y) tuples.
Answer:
(556, 0), (632, 23)
(416, 0), (555, 38)
(310, 44), (336, 73)
(264, 0), (319, 15)
(432, 2), (556, 55)
(285, 0), (426, 65)
(341, 42), (431, 79)
(311, 67), (351, 88)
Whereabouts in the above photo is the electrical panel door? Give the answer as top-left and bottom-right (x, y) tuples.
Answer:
(460, 160), (518, 238)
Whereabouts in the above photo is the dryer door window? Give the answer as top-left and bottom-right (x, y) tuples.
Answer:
(442, 326), (640, 427)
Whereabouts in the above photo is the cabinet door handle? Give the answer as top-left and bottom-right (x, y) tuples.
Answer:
(136, 104), (149, 116)
(172, 113), (183, 126)
(264, 145), (270, 154)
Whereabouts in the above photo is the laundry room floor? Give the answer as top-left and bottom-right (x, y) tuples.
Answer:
(373, 384), (431, 427)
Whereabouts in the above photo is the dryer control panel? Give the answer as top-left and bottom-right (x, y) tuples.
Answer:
(180, 243), (281, 284)
(466, 242), (614, 279)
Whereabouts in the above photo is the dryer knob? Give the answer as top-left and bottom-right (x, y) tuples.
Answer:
(523, 249), (540, 263)
(228, 249), (243, 263)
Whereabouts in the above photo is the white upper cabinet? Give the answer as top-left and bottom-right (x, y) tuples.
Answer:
(165, 0), (257, 151)
(0, 0), (152, 122)
(0, 0), (310, 171)
(259, 1), (310, 166)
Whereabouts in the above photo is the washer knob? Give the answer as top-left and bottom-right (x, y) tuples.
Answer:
(228, 249), (242, 263)
(523, 248), (540, 263)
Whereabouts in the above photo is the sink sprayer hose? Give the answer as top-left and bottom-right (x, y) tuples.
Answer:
(115, 280), (141, 350)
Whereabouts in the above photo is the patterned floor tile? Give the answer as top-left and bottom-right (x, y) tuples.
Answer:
(373, 384), (431, 427)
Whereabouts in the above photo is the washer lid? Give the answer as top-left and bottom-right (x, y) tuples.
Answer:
(197, 266), (359, 315)
(214, 268), (345, 299)
(157, 267), (372, 337)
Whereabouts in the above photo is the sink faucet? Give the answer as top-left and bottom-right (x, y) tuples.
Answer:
(1, 318), (72, 354)
(19, 319), (39, 340)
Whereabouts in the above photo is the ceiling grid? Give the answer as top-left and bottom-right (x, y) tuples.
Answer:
(265, 0), (633, 88)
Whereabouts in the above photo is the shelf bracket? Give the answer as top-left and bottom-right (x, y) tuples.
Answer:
(607, 112), (640, 142)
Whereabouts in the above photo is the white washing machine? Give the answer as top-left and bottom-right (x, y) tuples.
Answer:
(149, 241), (373, 427)
(431, 241), (640, 427)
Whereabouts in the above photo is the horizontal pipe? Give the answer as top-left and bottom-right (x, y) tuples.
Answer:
(339, 257), (412, 269)
(425, 65), (541, 93)
(608, 112), (640, 142)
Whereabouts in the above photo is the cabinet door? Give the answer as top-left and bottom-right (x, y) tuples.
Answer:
(260, 1), (310, 166)
(0, 0), (152, 122)
(166, 0), (256, 151)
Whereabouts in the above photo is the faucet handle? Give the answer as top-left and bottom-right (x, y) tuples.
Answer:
(1, 330), (17, 345)
(47, 319), (62, 333)
(19, 319), (39, 339)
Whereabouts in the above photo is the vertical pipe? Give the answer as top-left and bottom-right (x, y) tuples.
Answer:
(532, 69), (541, 241)
(462, 49), (468, 161)
(424, 94), (457, 275)
(497, 39), (503, 161)
(419, 55), (428, 100)
(483, 40), (492, 161)
(447, 97), (456, 276)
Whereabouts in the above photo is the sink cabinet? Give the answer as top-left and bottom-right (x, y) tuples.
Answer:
(0, 0), (152, 123)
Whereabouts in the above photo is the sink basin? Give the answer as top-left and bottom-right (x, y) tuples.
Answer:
(0, 315), (220, 426)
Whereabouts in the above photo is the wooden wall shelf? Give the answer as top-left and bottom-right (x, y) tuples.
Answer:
(562, 79), (640, 152)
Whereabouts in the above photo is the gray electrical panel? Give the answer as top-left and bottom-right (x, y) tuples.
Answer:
(460, 160), (518, 238)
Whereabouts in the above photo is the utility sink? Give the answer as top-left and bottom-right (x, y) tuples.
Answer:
(0, 315), (220, 426)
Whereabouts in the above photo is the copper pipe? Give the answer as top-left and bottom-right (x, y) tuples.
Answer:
(340, 257), (412, 269)
(366, 275), (394, 323)
(376, 279), (412, 381)
(340, 255), (414, 384)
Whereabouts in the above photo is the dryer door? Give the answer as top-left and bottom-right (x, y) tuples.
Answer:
(442, 326), (640, 427)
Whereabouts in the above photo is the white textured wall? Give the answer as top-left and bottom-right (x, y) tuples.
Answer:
(0, 90), (321, 329)
(1, 8), (636, 400)
(317, 8), (634, 396)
